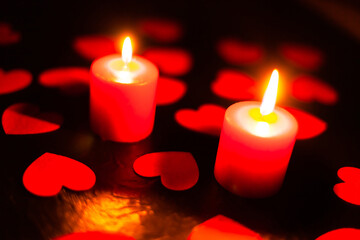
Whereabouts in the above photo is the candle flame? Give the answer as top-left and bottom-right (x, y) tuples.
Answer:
(122, 37), (132, 65)
(260, 69), (279, 116)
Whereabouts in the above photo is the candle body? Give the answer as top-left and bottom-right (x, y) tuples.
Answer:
(214, 101), (298, 198)
(90, 54), (158, 142)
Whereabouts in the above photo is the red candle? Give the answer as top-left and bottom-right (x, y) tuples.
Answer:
(90, 37), (158, 142)
(214, 70), (298, 198)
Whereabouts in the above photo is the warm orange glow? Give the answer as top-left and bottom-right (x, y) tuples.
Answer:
(122, 37), (132, 65)
(260, 69), (279, 116)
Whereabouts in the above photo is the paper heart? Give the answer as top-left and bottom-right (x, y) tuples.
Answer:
(0, 69), (32, 95)
(23, 152), (96, 197)
(291, 75), (338, 105)
(156, 76), (187, 105)
(188, 215), (263, 240)
(217, 38), (263, 65)
(138, 18), (183, 43)
(73, 35), (117, 60)
(280, 44), (323, 70)
(0, 22), (21, 45)
(133, 151), (199, 191)
(284, 107), (327, 140)
(316, 228), (360, 240)
(334, 167), (360, 205)
(175, 104), (226, 136)
(211, 69), (256, 100)
(52, 231), (135, 240)
(143, 48), (192, 76)
(39, 67), (90, 94)
(2, 103), (63, 135)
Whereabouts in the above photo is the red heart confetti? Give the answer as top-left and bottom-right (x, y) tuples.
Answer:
(52, 231), (135, 240)
(211, 69), (256, 100)
(280, 44), (323, 70)
(0, 69), (32, 95)
(0, 22), (21, 45)
(143, 48), (193, 76)
(73, 35), (117, 60)
(188, 215), (263, 240)
(291, 75), (338, 105)
(2, 103), (63, 135)
(334, 167), (360, 206)
(133, 151), (199, 191)
(138, 18), (183, 43)
(23, 152), (96, 197)
(156, 76), (187, 105)
(175, 104), (225, 136)
(39, 67), (90, 94)
(217, 38), (263, 65)
(283, 107), (327, 140)
(316, 228), (360, 240)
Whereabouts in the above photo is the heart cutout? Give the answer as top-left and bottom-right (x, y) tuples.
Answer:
(52, 231), (135, 240)
(334, 167), (360, 206)
(0, 69), (32, 95)
(2, 103), (63, 135)
(23, 152), (96, 197)
(156, 76), (187, 105)
(316, 228), (360, 240)
(283, 106), (327, 140)
(142, 47), (193, 76)
(39, 67), (90, 94)
(138, 18), (183, 43)
(175, 104), (225, 136)
(291, 75), (338, 105)
(211, 69), (256, 100)
(188, 215), (263, 240)
(133, 151), (199, 191)
(280, 44), (323, 70)
(73, 35), (117, 60)
(217, 38), (263, 65)
(0, 22), (20, 45)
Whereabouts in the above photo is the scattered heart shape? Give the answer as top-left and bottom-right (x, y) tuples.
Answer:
(52, 231), (135, 240)
(291, 75), (338, 105)
(23, 152), (96, 197)
(133, 151), (199, 191)
(156, 76), (187, 105)
(138, 18), (183, 43)
(217, 38), (263, 65)
(0, 69), (32, 95)
(175, 104), (225, 136)
(73, 35), (117, 60)
(188, 215), (263, 240)
(280, 44), (323, 70)
(316, 228), (360, 240)
(0, 22), (21, 45)
(211, 69), (256, 100)
(283, 107), (327, 140)
(2, 103), (63, 135)
(39, 67), (90, 94)
(143, 47), (192, 76)
(334, 167), (360, 206)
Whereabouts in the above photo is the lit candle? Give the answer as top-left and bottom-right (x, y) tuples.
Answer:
(214, 70), (298, 198)
(90, 37), (159, 142)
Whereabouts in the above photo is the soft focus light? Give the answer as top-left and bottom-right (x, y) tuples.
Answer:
(122, 37), (132, 65)
(254, 121), (270, 137)
(260, 69), (279, 115)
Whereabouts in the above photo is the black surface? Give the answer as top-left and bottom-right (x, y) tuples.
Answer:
(1, 1), (360, 239)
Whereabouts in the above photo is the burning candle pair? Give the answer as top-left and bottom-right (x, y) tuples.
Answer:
(90, 37), (158, 142)
(215, 70), (298, 198)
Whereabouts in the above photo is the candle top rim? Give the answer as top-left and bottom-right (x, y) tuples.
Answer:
(226, 101), (298, 138)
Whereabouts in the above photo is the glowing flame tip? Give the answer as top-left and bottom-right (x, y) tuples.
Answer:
(260, 69), (279, 116)
(122, 37), (132, 64)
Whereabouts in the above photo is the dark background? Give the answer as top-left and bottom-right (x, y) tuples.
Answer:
(1, 0), (360, 239)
